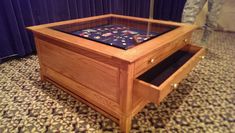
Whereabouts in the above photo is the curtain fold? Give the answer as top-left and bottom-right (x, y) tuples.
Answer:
(117, 0), (186, 21)
(120, 0), (150, 18)
(0, 0), (111, 62)
(154, 0), (187, 21)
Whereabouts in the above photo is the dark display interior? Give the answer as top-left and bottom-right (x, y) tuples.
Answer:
(51, 17), (178, 50)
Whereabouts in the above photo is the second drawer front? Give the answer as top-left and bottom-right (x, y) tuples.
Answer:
(133, 44), (205, 105)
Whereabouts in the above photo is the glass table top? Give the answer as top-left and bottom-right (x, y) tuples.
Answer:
(50, 17), (178, 50)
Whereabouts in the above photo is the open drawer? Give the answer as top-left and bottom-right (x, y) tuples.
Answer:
(134, 44), (205, 105)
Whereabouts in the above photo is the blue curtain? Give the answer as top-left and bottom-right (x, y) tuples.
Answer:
(114, 0), (150, 18)
(154, 0), (186, 21)
(0, 0), (111, 63)
(0, 0), (186, 63)
(115, 0), (186, 21)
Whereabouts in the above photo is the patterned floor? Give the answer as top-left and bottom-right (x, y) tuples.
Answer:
(0, 30), (234, 133)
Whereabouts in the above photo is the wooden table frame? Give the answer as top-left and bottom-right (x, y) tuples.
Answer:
(28, 14), (205, 132)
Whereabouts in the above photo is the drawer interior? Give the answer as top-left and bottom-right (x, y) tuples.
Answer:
(137, 48), (197, 86)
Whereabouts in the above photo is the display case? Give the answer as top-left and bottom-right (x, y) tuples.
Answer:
(28, 14), (205, 132)
(50, 17), (177, 49)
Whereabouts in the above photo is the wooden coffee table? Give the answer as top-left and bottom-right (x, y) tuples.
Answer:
(28, 14), (205, 132)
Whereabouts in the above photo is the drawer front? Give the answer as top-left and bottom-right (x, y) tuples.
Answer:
(134, 33), (191, 77)
(133, 44), (205, 105)
(37, 39), (120, 103)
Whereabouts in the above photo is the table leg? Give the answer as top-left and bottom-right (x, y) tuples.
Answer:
(120, 115), (132, 133)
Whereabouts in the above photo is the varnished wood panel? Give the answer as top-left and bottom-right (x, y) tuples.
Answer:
(37, 38), (120, 103)
(35, 34), (127, 69)
(44, 66), (121, 118)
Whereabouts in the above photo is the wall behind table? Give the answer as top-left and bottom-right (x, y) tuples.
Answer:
(193, 0), (235, 32)
(0, 0), (111, 63)
(217, 0), (235, 32)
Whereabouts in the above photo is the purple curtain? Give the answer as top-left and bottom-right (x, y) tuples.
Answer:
(0, 0), (111, 63)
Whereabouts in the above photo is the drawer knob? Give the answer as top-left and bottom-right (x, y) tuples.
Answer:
(171, 83), (179, 89)
(184, 39), (188, 43)
(200, 56), (205, 59)
(149, 58), (155, 63)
